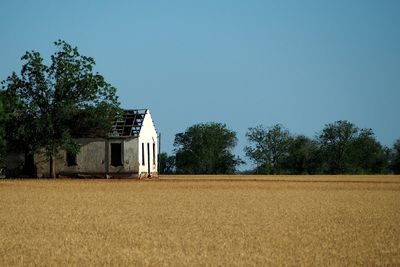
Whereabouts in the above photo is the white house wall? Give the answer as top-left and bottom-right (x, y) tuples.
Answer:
(138, 110), (158, 177)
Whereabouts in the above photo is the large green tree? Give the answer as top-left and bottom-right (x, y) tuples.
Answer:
(1, 40), (120, 178)
(174, 122), (241, 174)
(318, 121), (388, 174)
(244, 124), (291, 174)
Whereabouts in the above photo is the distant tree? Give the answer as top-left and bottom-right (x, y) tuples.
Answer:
(244, 124), (291, 174)
(1, 40), (121, 178)
(282, 135), (321, 174)
(159, 152), (175, 174)
(349, 129), (389, 173)
(318, 121), (389, 174)
(318, 121), (359, 174)
(390, 139), (400, 174)
(174, 122), (241, 174)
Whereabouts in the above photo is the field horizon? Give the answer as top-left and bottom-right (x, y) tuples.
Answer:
(1, 175), (399, 265)
(3, 174), (400, 182)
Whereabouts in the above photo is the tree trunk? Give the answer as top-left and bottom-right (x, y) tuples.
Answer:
(49, 155), (56, 178)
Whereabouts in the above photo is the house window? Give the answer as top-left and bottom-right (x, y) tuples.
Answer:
(147, 143), (150, 171)
(142, 143), (145, 165)
(111, 143), (123, 166)
(66, 152), (77, 166)
(153, 143), (156, 165)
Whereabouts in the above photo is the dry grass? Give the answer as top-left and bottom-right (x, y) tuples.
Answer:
(1, 176), (400, 266)
(160, 174), (400, 182)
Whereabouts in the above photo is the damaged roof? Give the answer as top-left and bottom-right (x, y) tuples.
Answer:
(110, 109), (147, 138)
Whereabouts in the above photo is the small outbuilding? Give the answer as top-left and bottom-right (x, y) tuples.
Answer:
(6, 109), (159, 178)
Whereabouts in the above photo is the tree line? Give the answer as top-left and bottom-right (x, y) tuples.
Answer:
(160, 122), (400, 175)
(1, 41), (399, 177)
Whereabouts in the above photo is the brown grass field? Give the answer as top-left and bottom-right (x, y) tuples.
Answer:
(1, 175), (400, 266)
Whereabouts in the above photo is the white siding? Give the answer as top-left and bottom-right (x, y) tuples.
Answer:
(138, 110), (158, 176)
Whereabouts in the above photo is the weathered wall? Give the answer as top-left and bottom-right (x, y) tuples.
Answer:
(7, 138), (143, 178)
(61, 138), (107, 175)
(6, 150), (64, 178)
(124, 138), (139, 173)
(59, 138), (140, 177)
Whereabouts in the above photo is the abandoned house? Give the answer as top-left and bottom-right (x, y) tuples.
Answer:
(6, 109), (158, 178)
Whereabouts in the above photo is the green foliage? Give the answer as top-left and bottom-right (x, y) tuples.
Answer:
(174, 122), (241, 174)
(282, 135), (321, 174)
(318, 121), (388, 174)
(1, 40), (121, 177)
(390, 139), (400, 174)
(318, 121), (359, 174)
(244, 121), (390, 175)
(0, 90), (23, 167)
(159, 152), (175, 174)
(244, 124), (291, 174)
(0, 92), (6, 166)
(348, 129), (389, 174)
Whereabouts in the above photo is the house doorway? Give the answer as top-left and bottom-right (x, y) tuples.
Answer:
(110, 143), (123, 166)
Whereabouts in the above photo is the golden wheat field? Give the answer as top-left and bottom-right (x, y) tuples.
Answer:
(1, 176), (400, 266)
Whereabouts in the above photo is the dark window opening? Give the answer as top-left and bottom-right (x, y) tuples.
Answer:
(153, 143), (156, 165)
(142, 143), (145, 165)
(147, 143), (151, 174)
(111, 143), (123, 166)
(66, 152), (77, 166)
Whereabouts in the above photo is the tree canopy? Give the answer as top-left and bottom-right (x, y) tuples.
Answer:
(1, 40), (120, 177)
(318, 121), (388, 174)
(174, 122), (241, 174)
(244, 124), (291, 174)
(318, 120), (358, 174)
(282, 135), (321, 174)
(243, 121), (390, 175)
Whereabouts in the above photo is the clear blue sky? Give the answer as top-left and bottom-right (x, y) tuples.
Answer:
(1, 0), (399, 169)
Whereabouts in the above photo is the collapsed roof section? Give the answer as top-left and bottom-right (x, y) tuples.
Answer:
(110, 109), (147, 138)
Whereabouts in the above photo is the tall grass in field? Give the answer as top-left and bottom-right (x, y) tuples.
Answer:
(1, 176), (400, 265)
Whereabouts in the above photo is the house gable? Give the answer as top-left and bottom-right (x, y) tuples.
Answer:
(137, 110), (158, 177)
